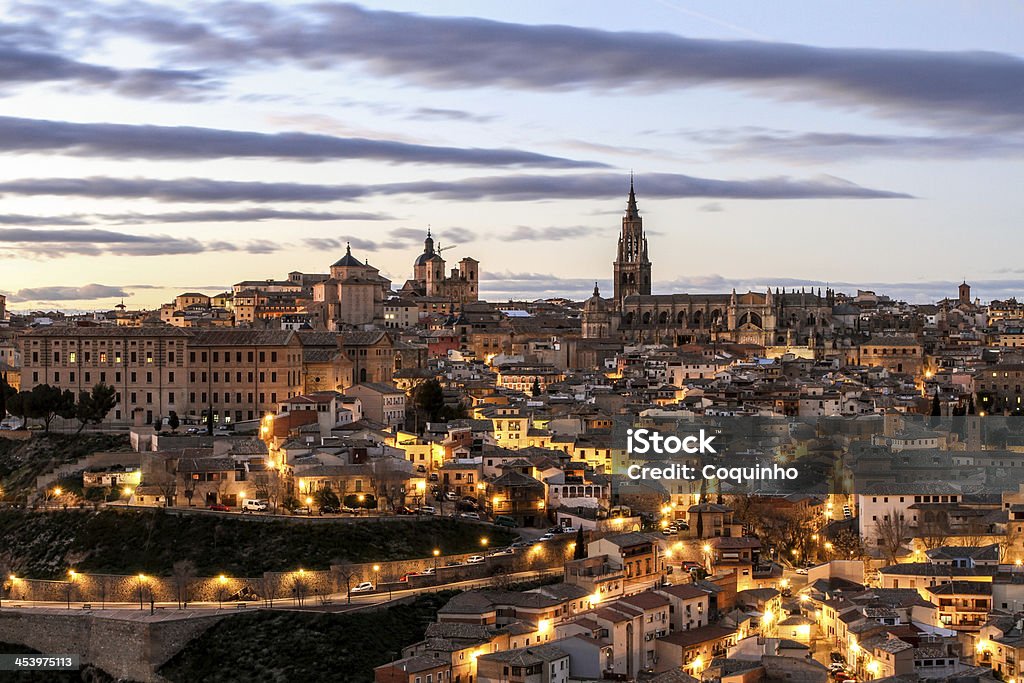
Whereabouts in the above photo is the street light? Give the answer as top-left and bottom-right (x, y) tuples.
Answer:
(372, 564), (380, 589)
(137, 574), (147, 610)
(433, 548), (440, 573)
(218, 574), (227, 609)
(305, 496), (313, 516)
(66, 570), (77, 609)
(480, 537), (489, 548)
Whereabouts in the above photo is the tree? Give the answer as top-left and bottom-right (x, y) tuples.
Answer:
(258, 573), (282, 608)
(531, 378), (541, 397)
(74, 383), (117, 434)
(573, 527), (586, 559)
(168, 411), (180, 432)
(333, 560), (359, 604)
(9, 384), (76, 432)
(0, 374), (15, 420)
(412, 379), (446, 424)
(315, 487), (341, 510)
(875, 508), (912, 564)
(152, 414), (162, 432)
(171, 560), (197, 609)
(830, 529), (866, 560)
(918, 511), (952, 550)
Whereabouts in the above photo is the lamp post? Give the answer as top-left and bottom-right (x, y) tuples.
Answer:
(218, 574), (227, 609)
(372, 564), (380, 590)
(433, 548), (440, 573)
(305, 496), (313, 517)
(480, 537), (489, 550)
(137, 574), (147, 610)
(66, 570), (76, 609)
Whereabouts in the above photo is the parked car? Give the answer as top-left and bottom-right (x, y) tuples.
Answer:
(349, 582), (374, 594)
(419, 567), (435, 575)
(292, 506), (311, 515)
(428, 474), (439, 482)
(795, 567), (808, 575)
(459, 512), (480, 520)
(546, 527), (564, 534)
(488, 547), (515, 556)
(241, 499), (268, 512)
(417, 505), (437, 515)
(207, 504), (230, 512)
(444, 491), (459, 501)
(560, 526), (577, 534)
(319, 505), (340, 515)
(340, 505), (357, 514)
(394, 505), (415, 515)
(494, 515), (518, 528)
(830, 653), (845, 664)
(466, 555), (485, 564)
(538, 532), (555, 541)
(445, 561), (462, 567)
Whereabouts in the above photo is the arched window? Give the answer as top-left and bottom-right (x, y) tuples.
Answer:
(710, 309), (722, 328)
(642, 312), (652, 325)
(676, 311), (687, 325)
(359, 368), (367, 382)
(692, 310), (703, 327)
(658, 311), (668, 324)
(624, 312), (634, 325)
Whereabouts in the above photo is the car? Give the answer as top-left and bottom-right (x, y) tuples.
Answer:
(829, 664), (846, 672)
(417, 505), (437, 515)
(510, 541), (529, 550)
(538, 533), (556, 541)
(319, 505), (340, 514)
(795, 568), (808, 575)
(560, 526), (577, 534)
(834, 673), (856, 682)
(682, 561), (702, 571)
(488, 547), (515, 556)
(186, 427), (201, 434)
(394, 505), (415, 515)
(292, 506), (311, 515)
(349, 581), (374, 594)
(416, 465), (426, 472)
(466, 555), (485, 564)
(340, 505), (357, 514)
(494, 515), (518, 528)
(459, 512), (480, 520)
(215, 425), (231, 433)
(661, 527), (676, 536)
(419, 567), (435, 575)
(428, 474), (439, 482)
(208, 504), (230, 512)
(547, 527), (565, 535)
(830, 653), (845, 664)
(445, 561), (462, 567)
(444, 491), (459, 501)
(242, 499), (268, 512)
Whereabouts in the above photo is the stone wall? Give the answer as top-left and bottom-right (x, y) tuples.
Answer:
(0, 608), (223, 683)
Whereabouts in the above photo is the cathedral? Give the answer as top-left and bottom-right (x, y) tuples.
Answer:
(582, 181), (835, 347)
(399, 229), (480, 305)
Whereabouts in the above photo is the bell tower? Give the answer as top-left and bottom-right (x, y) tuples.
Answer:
(613, 176), (652, 307)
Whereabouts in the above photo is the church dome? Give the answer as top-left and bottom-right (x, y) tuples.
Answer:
(583, 283), (608, 313)
(415, 229), (436, 266)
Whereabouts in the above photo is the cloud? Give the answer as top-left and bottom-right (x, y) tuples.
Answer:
(302, 227), (472, 253)
(0, 171), (909, 203)
(0, 213), (90, 225)
(6, 284), (135, 303)
(408, 107), (494, 123)
(0, 116), (600, 168)
(79, 3), (1024, 131)
(705, 128), (1024, 162)
(0, 39), (213, 99)
(503, 226), (595, 241)
(0, 227), (284, 258)
(97, 208), (392, 224)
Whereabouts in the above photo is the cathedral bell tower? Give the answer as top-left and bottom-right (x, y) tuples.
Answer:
(613, 177), (652, 308)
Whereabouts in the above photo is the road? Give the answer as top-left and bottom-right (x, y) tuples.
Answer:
(0, 567), (563, 615)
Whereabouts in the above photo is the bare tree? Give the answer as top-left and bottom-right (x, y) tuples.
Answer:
(917, 512), (952, 550)
(333, 559), (360, 604)
(370, 457), (410, 513)
(171, 560), (197, 609)
(875, 508), (912, 564)
(290, 574), (308, 607)
(831, 529), (867, 560)
(258, 573), (282, 608)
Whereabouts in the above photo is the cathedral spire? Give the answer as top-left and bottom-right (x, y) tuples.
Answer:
(625, 174), (639, 219)
(593, 281), (600, 297)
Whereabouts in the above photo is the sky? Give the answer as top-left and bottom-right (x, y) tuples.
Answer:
(1, 0), (1023, 309)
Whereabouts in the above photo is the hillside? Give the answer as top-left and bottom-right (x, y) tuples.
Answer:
(0, 434), (132, 501)
(159, 592), (455, 683)
(0, 509), (516, 578)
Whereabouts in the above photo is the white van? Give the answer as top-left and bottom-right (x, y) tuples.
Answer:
(242, 499), (269, 512)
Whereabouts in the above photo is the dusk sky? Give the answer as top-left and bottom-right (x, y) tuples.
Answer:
(2, 1), (1024, 309)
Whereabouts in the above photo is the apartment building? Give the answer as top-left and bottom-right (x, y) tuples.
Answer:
(19, 326), (190, 425)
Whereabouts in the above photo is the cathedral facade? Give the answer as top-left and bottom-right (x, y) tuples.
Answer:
(399, 230), (480, 306)
(583, 183), (835, 347)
